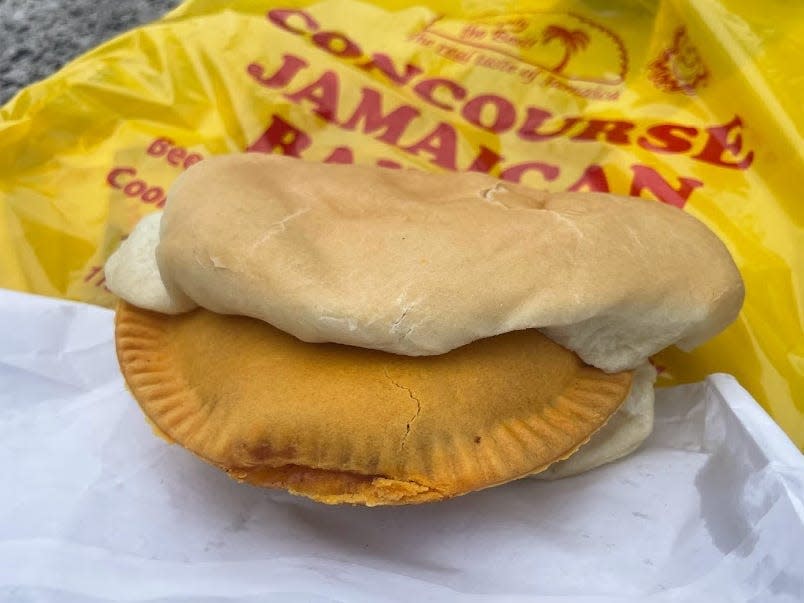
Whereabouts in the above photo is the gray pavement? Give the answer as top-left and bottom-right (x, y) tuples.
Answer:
(0, 0), (179, 105)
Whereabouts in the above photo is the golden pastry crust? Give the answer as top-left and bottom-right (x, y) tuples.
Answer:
(115, 302), (633, 505)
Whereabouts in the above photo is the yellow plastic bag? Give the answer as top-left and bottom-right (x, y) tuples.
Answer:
(1, 0), (802, 445)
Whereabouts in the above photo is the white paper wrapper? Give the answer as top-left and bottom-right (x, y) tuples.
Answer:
(1, 289), (803, 602)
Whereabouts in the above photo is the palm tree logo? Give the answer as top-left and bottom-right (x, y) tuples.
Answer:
(541, 25), (590, 74)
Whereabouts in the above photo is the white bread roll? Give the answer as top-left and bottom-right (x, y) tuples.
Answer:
(105, 154), (743, 372)
(104, 212), (192, 314)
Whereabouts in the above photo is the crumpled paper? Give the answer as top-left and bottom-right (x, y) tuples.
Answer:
(1, 289), (803, 602)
